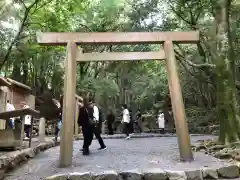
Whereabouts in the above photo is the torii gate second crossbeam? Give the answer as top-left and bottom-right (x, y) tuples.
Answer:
(36, 31), (199, 167)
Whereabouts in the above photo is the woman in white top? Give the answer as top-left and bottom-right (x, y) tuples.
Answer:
(121, 104), (131, 139)
(157, 110), (165, 133)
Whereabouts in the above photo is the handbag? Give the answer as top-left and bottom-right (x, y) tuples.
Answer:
(84, 108), (96, 126)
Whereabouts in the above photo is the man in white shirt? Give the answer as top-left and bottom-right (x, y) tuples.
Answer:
(121, 104), (131, 139)
(6, 100), (15, 129)
(20, 101), (32, 138)
(93, 105), (99, 123)
(90, 99), (106, 150)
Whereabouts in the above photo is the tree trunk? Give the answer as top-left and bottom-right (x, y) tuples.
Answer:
(213, 0), (240, 143)
(22, 60), (28, 84)
(11, 63), (21, 81)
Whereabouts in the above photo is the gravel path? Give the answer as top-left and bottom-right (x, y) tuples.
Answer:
(4, 135), (230, 180)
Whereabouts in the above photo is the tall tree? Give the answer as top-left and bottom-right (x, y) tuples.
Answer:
(212, 0), (240, 143)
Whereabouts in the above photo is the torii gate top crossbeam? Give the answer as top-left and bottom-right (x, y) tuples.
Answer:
(36, 31), (199, 45)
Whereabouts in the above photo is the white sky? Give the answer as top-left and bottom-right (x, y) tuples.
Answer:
(1, 0), (20, 32)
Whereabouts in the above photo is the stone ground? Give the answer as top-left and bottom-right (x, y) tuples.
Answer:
(3, 135), (236, 180)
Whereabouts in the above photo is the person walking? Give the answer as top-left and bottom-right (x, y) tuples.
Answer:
(157, 110), (165, 133)
(6, 100), (15, 129)
(106, 109), (115, 135)
(54, 95), (63, 141)
(89, 98), (107, 150)
(129, 108), (134, 134)
(78, 97), (93, 155)
(134, 108), (142, 133)
(20, 101), (32, 139)
(121, 104), (131, 139)
(78, 97), (106, 155)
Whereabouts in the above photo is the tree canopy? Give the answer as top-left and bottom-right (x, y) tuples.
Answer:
(1, 0), (240, 144)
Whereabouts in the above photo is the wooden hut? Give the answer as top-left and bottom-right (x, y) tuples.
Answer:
(0, 77), (35, 129)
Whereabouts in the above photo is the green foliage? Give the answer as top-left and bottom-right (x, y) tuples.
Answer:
(0, 0), (169, 114)
(1, 0), (240, 140)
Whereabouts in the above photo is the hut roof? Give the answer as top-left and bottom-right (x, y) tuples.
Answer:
(0, 76), (31, 92)
(0, 76), (11, 86)
(7, 78), (31, 91)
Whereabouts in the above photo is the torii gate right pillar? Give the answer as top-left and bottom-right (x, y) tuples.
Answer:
(164, 41), (193, 161)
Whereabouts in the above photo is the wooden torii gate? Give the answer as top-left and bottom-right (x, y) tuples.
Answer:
(37, 31), (199, 167)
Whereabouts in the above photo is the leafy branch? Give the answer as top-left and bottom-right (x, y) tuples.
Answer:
(0, 0), (41, 71)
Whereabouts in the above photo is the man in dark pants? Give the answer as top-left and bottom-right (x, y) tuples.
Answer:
(54, 95), (63, 141)
(78, 97), (93, 155)
(129, 109), (134, 134)
(134, 108), (142, 133)
(88, 98), (106, 150)
(106, 109), (115, 135)
(78, 97), (106, 155)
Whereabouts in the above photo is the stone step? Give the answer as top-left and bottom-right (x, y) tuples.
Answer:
(45, 165), (240, 180)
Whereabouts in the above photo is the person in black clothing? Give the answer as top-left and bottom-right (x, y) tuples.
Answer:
(54, 95), (63, 141)
(78, 97), (106, 155)
(129, 109), (134, 134)
(106, 109), (115, 135)
(134, 108), (142, 133)
(78, 97), (94, 155)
